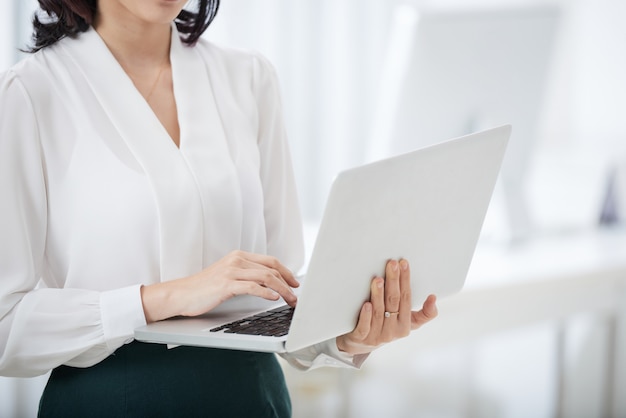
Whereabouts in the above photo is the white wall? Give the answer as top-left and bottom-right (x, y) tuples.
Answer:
(209, 0), (626, 233)
(0, 1), (15, 70)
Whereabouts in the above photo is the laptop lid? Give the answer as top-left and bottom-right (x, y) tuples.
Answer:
(135, 125), (510, 353)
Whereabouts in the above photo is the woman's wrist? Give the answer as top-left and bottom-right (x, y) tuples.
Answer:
(336, 335), (349, 353)
(336, 335), (375, 356)
(140, 281), (179, 323)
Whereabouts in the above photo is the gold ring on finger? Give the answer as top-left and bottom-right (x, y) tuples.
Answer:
(384, 311), (399, 318)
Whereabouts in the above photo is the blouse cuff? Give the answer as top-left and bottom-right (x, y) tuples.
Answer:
(322, 338), (370, 369)
(100, 284), (147, 352)
(282, 338), (370, 371)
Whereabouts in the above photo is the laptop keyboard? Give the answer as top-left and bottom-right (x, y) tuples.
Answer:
(209, 305), (294, 337)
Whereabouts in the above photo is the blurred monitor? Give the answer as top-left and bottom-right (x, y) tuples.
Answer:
(367, 4), (560, 243)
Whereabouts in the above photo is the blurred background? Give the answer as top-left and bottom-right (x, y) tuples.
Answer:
(2, 0), (626, 416)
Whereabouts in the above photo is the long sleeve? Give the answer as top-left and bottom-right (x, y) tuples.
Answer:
(0, 70), (147, 378)
(250, 54), (369, 370)
(281, 339), (369, 371)
(252, 52), (305, 272)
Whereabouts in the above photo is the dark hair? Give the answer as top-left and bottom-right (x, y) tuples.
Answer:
(28, 0), (220, 53)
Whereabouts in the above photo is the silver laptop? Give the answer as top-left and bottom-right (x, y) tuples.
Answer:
(135, 125), (510, 353)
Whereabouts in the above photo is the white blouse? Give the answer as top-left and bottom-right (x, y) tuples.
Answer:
(0, 25), (359, 377)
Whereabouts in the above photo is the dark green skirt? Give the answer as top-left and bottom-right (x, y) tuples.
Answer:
(38, 341), (291, 418)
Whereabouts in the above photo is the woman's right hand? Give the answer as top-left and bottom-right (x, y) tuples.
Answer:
(140, 251), (299, 323)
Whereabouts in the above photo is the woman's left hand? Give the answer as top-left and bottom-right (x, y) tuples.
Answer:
(336, 259), (438, 356)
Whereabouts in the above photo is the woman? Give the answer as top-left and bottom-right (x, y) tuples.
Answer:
(0, 0), (438, 416)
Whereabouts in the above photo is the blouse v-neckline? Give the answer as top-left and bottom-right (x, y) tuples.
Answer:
(58, 24), (244, 281)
